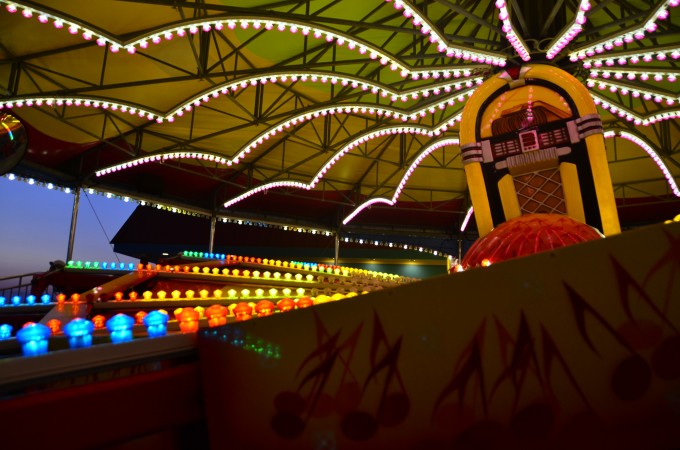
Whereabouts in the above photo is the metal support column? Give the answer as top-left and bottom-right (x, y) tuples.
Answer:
(209, 214), (216, 254)
(334, 232), (340, 266)
(66, 188), (80, 261)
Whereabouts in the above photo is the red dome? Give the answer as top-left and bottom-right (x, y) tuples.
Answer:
(461, 214), (603, 269)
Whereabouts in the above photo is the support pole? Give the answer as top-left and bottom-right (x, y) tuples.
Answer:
(66, 187), (80, 261)
(334, 232), (340, 266)
(209, 214), (216, 254)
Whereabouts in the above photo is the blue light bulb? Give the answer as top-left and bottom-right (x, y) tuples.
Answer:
(16, 323), (51, 356)
(63, 318), (95, 348)
(26, 295), (36, 305)
(143, 310), (169, 338)
(127, 263), (135, 270)
(0, 324), (12, 340)
(11, 295), (21, 306)
(0, 296), (6, 306)
(106, 314), (135, 344)
(40, 294), (51, 304)
(101, 262), (108, 269)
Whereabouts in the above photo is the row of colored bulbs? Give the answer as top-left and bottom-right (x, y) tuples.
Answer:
(3, 0), (507, 66)
(0, 294), (53, 306)
(141, 265), (344, 279)
(110, 286), (312, 301)
(3, 293), (348, 356)
(65, 256), (404, 281)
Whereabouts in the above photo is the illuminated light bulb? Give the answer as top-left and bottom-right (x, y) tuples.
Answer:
(16, 323), (51, 356)
(194, 306), (204, 319)
(199, 289), (209, 300)
(128, 291), (138, 301)
(296, 288), (306, 297)
(185, 290), (195, 300)
(143, 291), (153, 300)
(205, 304), (228, 327)
(70, 293), (81, 303)
(228, 289), (237, 298)
(213, 289), (223, 299)
(241, 289), (250, 298)
(92, 314), (106, 330)
(252, 270), (260, 278)
(47, 319), (61, 334)
(232, 269), (240, 277)
(64, 317), (94, 348)
(0, 324), (12, 340)
(233, 302), (253, 321)
(212, 268), (220, 275)
(106, 314), (134, 344)
(256, 300), (276, 316)
(192, 266), (200, 273)
(242, 270), (251, 278)
(481, 259), (492, 267)
(277, 298), (296, 312)
(171, 290), (182, 300)
(202, 267), (210, 274)
(263, 271), (271, 279)
(255, 288), (265, 298)
(297, 297), (314, 308)
(156, 290), (167, 300)
(306, 274), (315, 282)
(222, 268), (230, 275)
(269, 288), (278, 297)
(273, 272), (281, 279)
(40, 294), (51, 304)
(177, 307), (200, 333)
(143, 310), (169, 338)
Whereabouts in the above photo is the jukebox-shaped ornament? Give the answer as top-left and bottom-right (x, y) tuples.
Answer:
(460, 64), (620, 237)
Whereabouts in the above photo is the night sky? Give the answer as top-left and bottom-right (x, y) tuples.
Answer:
(0, 176), (137, 278)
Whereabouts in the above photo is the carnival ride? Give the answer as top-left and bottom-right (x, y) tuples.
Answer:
(1, 1), (680, 449)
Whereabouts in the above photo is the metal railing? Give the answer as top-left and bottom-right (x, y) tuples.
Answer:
(0, 272), (53, 299)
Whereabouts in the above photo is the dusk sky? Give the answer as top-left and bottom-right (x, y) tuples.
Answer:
(0, 176), (137, 278)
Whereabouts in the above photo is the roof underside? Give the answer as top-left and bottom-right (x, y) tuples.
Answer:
(1, 0), (680, 238)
